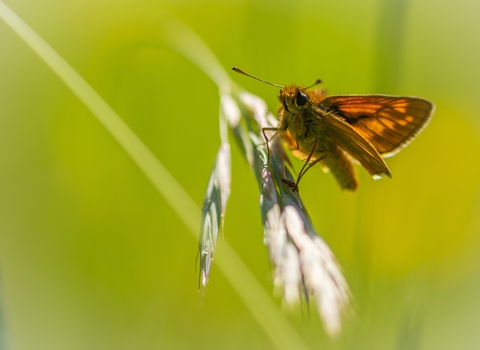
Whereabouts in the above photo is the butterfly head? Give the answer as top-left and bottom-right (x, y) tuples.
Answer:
(230, 67), (322, 114)
(278, 85), (311, 114)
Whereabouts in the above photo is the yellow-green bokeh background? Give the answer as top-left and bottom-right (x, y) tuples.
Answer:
(1, 0), (480, 349)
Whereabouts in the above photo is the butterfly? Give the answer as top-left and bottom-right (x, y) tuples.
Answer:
(233, 67), (435, 191)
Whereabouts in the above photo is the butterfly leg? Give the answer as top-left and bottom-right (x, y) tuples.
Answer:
(282, 139), (326, 192)
(296, 152), (327, 185)
(261, 127), (280, 166)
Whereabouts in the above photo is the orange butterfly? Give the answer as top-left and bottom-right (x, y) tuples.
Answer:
(233, 67), (435, 191)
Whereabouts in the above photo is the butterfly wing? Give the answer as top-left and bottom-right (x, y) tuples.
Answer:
(319, 111), (392, 179)
(319, 95), (435, 157)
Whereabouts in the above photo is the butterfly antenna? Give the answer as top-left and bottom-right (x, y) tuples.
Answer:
(302, 79), (323, 90)
(232, 67), (284, 88)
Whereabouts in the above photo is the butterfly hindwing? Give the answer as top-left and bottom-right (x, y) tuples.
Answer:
(320, 110), (392, 178)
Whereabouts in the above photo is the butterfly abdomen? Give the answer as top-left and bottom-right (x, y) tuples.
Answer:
(321, 146), (358, 191)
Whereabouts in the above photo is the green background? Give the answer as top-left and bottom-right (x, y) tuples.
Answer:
(1, 0), (480, 349)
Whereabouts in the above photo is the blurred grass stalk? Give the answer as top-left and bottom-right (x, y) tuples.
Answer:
(374, 0), (408, 93)
(374, 0), (426, 348)
(0, 266), (9, 350)
(0, 2), (310, 349)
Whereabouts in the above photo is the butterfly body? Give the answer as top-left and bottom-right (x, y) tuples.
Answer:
(232, 67), (434, 191)
(278, 85), (340, 157)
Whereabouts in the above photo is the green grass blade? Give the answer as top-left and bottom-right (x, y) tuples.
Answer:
(374, 0), (409, 92)
(0, 266), (10, 350)
(0, 1), (199, 233)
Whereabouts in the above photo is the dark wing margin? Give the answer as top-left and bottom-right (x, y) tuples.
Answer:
(320, 95), (435, 157)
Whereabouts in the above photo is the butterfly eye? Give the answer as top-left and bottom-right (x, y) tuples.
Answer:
(296, 91), (309, 106)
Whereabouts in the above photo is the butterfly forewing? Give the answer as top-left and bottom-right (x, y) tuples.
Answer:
(320, 95), (434, 157)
